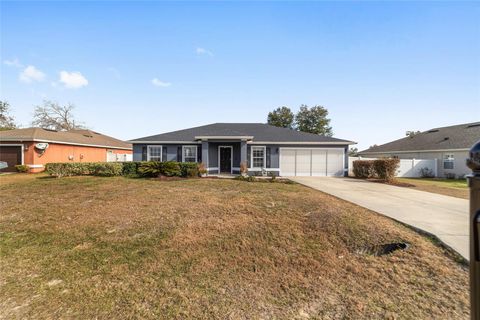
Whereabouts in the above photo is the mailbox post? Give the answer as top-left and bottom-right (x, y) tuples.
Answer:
(467, 140), (480, 320)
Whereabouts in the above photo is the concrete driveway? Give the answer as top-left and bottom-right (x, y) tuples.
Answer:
(291, 177), (469, 260)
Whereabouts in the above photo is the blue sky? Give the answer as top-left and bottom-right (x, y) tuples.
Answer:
(1, 1), (479, 150)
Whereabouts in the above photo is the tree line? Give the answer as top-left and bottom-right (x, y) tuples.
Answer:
(0, 100), (85, 131)
(267, 105), (333, 136)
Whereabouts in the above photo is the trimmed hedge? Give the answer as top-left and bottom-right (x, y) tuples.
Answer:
(45, 162), (123, 178)
(373, 159), (400, 182)
(352, 160), (373, 179)
(45, 161), (201, 178)
(352, 158), (400, 181)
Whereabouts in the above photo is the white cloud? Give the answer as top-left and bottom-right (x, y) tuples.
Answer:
(151, 78), (171, 87)
(19, 65), (46, 83)
(196, 47), (213, 56)
(4, 58), (23, 68)
(59, 71), (88, 89)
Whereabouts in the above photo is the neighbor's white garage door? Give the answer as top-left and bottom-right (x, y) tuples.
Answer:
(279, 148), (345, 177)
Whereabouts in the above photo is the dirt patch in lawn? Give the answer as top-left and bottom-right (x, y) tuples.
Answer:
(0, 174), (469, 319)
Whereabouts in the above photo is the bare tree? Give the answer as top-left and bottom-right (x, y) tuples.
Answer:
(32, 100), (86, 131)
(0, 100), (18, 130)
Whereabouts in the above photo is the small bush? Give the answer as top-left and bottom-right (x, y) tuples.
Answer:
(352, 160), (373, 179)
(419, 167), (435, 178)
(240, 161), (248, 176)
(234, 175), (257, 182)
(445, 172), (456, 179)
(372, 159), (400, 182)
(138, 161), (164, 177)
(15, 165), (29, 173)
(197, 162), (207, 176)
(179, 162), (198, 177)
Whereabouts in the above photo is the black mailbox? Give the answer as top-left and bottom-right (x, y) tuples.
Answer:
(467, 140), (480, 320)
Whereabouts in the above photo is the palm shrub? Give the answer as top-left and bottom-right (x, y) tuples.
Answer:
(138, 161), (164, 177)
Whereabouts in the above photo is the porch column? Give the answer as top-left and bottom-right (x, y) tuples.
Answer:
(202, 140), (209, 168)
(240, 140), (247, 166)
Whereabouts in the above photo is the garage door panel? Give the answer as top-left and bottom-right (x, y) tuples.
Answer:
(280, 148), (344, 177)
(311, 150), (327, 176)
(0, 146), (22, 172)
(280, 149), (296, 176)
(327, 149), (344, 176)
(295, 149), (311, 176)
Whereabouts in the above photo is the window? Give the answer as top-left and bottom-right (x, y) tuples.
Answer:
(251, 146), (266, 168)
(183, 146), (197, 162)
(147, 145), (162, 161)
(443, 154), (454, 170)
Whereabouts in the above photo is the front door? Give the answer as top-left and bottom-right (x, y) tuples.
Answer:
(219, 147), (232, 173)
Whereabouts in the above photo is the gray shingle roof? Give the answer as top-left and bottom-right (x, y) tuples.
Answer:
(130, 123), (353, 144)
(359, 122), (480, 154)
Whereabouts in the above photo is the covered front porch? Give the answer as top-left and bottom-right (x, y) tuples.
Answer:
(200, 137), (249, 175)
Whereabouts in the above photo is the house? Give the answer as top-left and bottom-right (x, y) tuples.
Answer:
(359, 122), (480, 178)
(0, 127), (132, 172)
(129, 123), (354, 176)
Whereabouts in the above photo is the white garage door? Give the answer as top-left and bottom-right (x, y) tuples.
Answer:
(279, 148), (345, 177)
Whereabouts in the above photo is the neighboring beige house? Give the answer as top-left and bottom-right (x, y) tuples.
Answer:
(359, 122), (480, 178)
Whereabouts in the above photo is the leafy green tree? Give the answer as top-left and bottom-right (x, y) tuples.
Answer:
(267, 106), (295, 129)
(295, 105), (333, 136)
(349, 147), (358, 156)
(0, 100), (17, 130)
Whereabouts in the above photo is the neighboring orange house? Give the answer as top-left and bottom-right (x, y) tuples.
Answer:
(0, 127), (132, 172)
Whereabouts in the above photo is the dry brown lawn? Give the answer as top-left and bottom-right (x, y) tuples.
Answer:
(0, 174), (469, 319)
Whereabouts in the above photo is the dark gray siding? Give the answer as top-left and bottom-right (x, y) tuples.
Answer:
(132, 144), (200, 162)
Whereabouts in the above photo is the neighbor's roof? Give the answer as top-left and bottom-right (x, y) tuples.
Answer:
(359, 122), (480, 154)
(129, 123), (354, 144)
(0, 127), (132, 150)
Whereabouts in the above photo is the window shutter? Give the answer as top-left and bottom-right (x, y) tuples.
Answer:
(197, 146), (202, 162)
(142, 146), (147, 161)
(162, 147), (168, 162)
(247, 147), (251, 168)
(266, 147), (271, 168)
(177, 146), (182, 162)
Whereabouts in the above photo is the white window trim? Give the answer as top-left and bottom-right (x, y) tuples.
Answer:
(182, 145), (198, 163)
(218, 146), (233, 174)
(147, 145), (162, 161)
(443, 154), (455, 169)
(251, 146), (266, 169)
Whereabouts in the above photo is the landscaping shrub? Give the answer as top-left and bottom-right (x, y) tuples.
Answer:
(45, 162), (124, 178)
(419, 167), (435, 178)
(352, 160), (373, 179)
(89, 163), (123, 177)
(162, 161), (182, 177)
(122, 161), (142, 176)
(179, 162), (198, 177)
(197, 162), (207, 176)
(372, 159), (400, 182)
(138, 161), (164, 177)
(234, 175), (257, 182)
(15, 165), (29, 173)
(138, 161), (183, 177)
